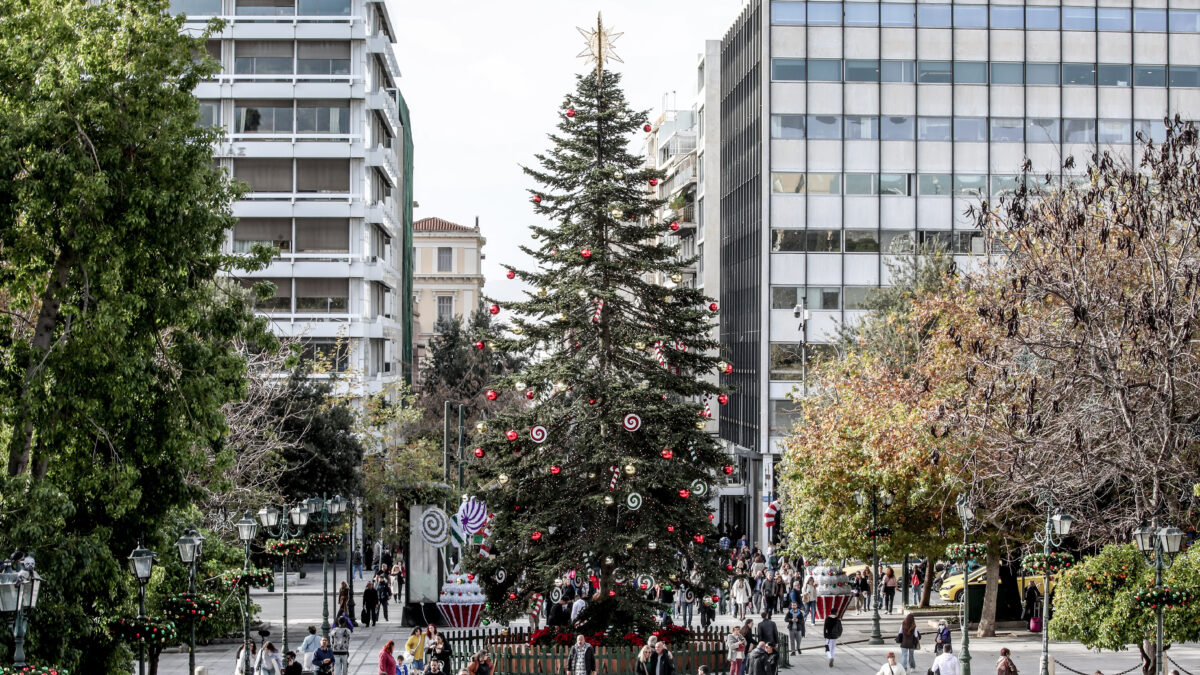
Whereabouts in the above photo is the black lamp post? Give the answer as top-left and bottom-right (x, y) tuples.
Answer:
(955, 495), (974, 675)
(307, 494), (346, 637)
(128, 541), (156, 675)
(1132, 521), (1185, 675)
(1033, 495), (1073, 675)
(235, 513), (259, 672)
(0, 553), (42, 668)
(175, 530), (204, 675)
(259, 503), (309, 653)
(854, 488), (893, 645)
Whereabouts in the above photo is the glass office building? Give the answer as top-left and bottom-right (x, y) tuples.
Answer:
(719, 0), (1199, 543)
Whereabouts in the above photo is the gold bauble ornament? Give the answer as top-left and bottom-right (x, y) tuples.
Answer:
(717, 361), (729, 371)
(553, 381), (568, 392)
(634, 340), (646, 351)
(476, 422), (487, 432)
(515, 381), (527, 391)
(589, 472), (597, 479)
(604, 556), (614, 565)
(577, 289), (589, 298)
(537, 287), (548, 297)
(603, 495), (614, 505)
(663, 295), (673, 303)
(558, 312), (568, 321)
(610, 208), (624, 219)
(531, 232), (540, 240)
(696, 421), (708, 430)
(512, 326), (524, 335)
(498, 474), (509, 485)
(670, 273), (683, 284)
(626, 542), (634, 550)
(624, 464), (636, 476)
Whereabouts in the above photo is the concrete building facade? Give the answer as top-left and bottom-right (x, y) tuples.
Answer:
(411, 216), (487, 379)
(717, 0), (1200, 545)
(174, 0), (414, 391)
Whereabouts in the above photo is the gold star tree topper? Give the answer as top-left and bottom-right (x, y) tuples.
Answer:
(577, 12), (623, 79)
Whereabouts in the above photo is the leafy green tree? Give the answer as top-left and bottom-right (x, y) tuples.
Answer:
(0, 1), (266, 669)
(1052, 544), (1200, 675)
(273, 373), (365, 504)
(466, 69), (726, 634)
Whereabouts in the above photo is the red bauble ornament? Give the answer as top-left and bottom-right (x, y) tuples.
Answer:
(723, 464), (734, 475)
(506, 269), (516, 279)
(718, 394), (729, 405)
(474, 447), (484, 458)
(667, 526), (675, 532)
(640, 582), (649, 590)
(670, 221), (680, 231)
(725, 363), (734, 374)
(707, 514), (714, 520)
(486, 389), (498, 401)
(693, 535), (705, 543)
(661, 449), (674, 459)
(726, 564), (734, 571)
(566, 108), (576, 118)
(532, 195), (542, 203)
(467, 574), (475, 581)
(508, 592), (517, 599)
(649, 178), (659, 187)
(643, 123), (653, 132)
(489, 304), (500, 315)
(662, 394), (668, 400)
(588, 398), (596, 405)
(506, 430), (519, 441)
(531, 531), (542, 541)
(608, 590), (617, 597)
(712, 595), (720, 603)
(550, 465), (561, 475)
(679, 489), (690, 499)
(581, 248), (592, 259)
(709, 302), (719, 312)
(526, 390), (535, 400)
(474, 340), (485, 350)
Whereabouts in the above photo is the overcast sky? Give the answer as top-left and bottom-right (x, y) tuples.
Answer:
(384, 1), (747, 303)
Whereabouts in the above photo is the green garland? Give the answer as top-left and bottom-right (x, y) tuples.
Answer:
(108, 616), (178, 646)
(1022, 552), (1074, 575)
(945, 543), (988, 560)
(264, 538), (309, 556)
(219, 568), (274, 589)
(1133, 584), (1196, 610)
(0, 667), (70, 674)
(307, 532), (343, 549)
(162, 592), (222, 622)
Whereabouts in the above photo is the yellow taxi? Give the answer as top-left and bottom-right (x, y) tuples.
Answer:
(939, 567), (1059, 602)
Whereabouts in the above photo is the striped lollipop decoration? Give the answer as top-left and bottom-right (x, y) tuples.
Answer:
(457, 499), (489, 537)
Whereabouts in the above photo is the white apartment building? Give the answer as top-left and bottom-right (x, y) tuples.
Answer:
(173, 0), (414, 391)
(717, 0), (1200, 545)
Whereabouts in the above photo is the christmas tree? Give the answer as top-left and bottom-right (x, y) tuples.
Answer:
(468, 19), (729, 635)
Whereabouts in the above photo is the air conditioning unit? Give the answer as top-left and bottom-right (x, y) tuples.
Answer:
(369, 255), (378, 262)
(384, 313), (392, 319)
(383, 362), (393, 373)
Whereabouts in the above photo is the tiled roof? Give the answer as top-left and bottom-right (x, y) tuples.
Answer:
(414, 217), (475, 232)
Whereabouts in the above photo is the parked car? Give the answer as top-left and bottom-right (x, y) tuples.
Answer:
(938, 567), (1060, 602)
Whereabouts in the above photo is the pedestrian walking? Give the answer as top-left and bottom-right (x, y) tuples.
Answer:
(377, 575), (393, 622)
(934, 619), (952, 653)
(405, 627), (427, 672)
(898, 612), (920, 671)
(353, 549), (364, 579)
(802, 574), (818, 626)
(255, 642), (283, 675)
(876, 652), (906, 675)
(725, 625), (747, 675)
(996, 648), (1018, 675)
(884, 567), (898, 614)
(431, 633), (453, 674)
(757, 611), (779, 649)
(740, 618), (756, 646)
(396, 654), (410, 675)
(572, 593), (588, 624)
(379, 641), (399, 675)
(652, 641), (675, 675)
(635, 645), (653, 675)
(1023, 583), (1041, 623)
(391, 560), (404, 593)
(313, 637), (335, 675)
(785, 601), (805, 654)
(931, 645), (960, 675)
(566, 636), (596, 675)
(299, 625), (321, 672)
(234, 641), (257, 675)
(822, 615), (843, 668)
(732, 576), (752, 620)
(331, 617), (353, 675)
(856, 571), (872, 613)
(363, 580), (379, 626)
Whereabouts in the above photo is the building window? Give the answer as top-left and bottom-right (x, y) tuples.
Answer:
(881, 60), (915, 83)
(437, 247), (453, 272)
(991, 63), (1023, 85)
(436, 296), (454, 324)
(1097, 8), (1131, 30)
(769, 399), (804, 434)
(806, 115), (841, 140)
(236, 0), (294, 16)
(770, 115), (806, 139)
(234, 41), (293, 75)
(295, 218), (350, 253)
(234, 101), (293, 134)
(1135, 120), (1169, 144)
(198, 100), (221, 128)
(844, 115), (879, 140)
(807, 287), (840, 309)
(953, 61), (987, 84)
(881, 116), (915, 141)
(954, 118), (987, 142)
(990, 118), (1024, 143)
(233, 218), (291, 254)
(771, 1), (806, 24)
(917, 61), (952, 84)
(1026, 118), (1060, 144)
(845, 230), (879, 252)
(1024, 6), (1058, 29)
(1098, 120), (1132, 144)
(843, 286), (874, 309)
(845, 60), (880, 82)
(881, 231), (914, 253)
(298, 339), (349, 372)
(296, 158), (349, 193)
(1134, 9), (1167, 31)
(1134, 65), (1167, 87)
(1063, 119), (1097, 143)
(771, 287), (802, 310)
(807, 2), (841, 25)
(1170, 66), (1200, 88)
(845, 174), (876, 195)
(246, 277), (291, 313)
(1171, 9), (1200, 32)
(953, 5), (987, 28)
(771, 230), (805, 252)
(916, 3), (950, 27)
(1063, 6), (1095, 30)
(918, 117), (952, 142)
(297, 41), (351, 76)
(953, 175), (988, 197)
(769, 345), (807, 382)
(234, 158), (292, 193)
(1026, 63), (1060, 85)
(295, 278), (348, 313)
(807, 230), (841, 252)
(990, 175), (1022, 198)
(844, 3), (879, 26)
(297, 0), (351, 14)
(809, 59), (842, 81)
(772, 59), (807, 81)
(170, 0), (221, 14)
(918, 174), (952, 196)
(1098, 64), (1131, 87)
(297, 100), (350, 133)
(1062, 63), (1096, 86)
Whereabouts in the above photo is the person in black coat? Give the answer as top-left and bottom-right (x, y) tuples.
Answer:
(651, 641), (674, 675)
(566, 635), (596, 675)
(361, 580), (379, 627)
(756, 612), (779, 649)
(743, 643), (766, 675)
(755, 644), (779, 675)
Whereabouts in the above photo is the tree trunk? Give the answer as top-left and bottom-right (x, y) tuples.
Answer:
(976, 552), (1000, 637)
(6, 247), (73, 478)
(1138, 639), (1154, 675)
(921, 556), (938, 608)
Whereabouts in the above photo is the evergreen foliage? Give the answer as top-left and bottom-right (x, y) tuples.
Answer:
(273, 373), (365, 504)
(465, 70), (726, 634)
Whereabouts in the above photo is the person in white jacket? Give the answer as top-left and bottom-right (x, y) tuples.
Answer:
(876, 652), (907, 675)
(731, 576), (752, 620)
(254, 642), (283, 675)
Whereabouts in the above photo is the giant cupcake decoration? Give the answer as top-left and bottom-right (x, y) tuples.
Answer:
(810, 565), (853, 620)
(437, 565), (486, 627)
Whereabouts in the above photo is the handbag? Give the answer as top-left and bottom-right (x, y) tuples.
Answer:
(894, 632), (903, 644)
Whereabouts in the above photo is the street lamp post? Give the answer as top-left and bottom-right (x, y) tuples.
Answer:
(128, 541), (157, 675)
(307, 494), (346, 637)
(259, 504), (309, 653)
(0, 553), (42, 668)
(1034, 495), (1074, 675)
(235, 513), (259, 671)
(793, 300), (810, 395)
(956, 495), (974, 675)
(1133, 521), (1185, 675)
(175, 529), (205, 675)
(855, 488), (894, 645)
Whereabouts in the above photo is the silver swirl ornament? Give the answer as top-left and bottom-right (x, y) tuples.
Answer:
(636, 573), (655, 590)
(494, 568), (507, 583)
(690, 479), (708, 497)
(420, 507), (450, 547)
(684, 589), (697, 603)
(549, 587), (564, 603)
(625, 492), (643, 510)
(613, 568), (627, 584)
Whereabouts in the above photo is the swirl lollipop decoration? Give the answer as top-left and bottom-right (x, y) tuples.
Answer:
(549, 587), (564, 603)
(529, 425), (548, 443)
(690, 480), (708, 497)
(420, 507), (450, 547)
(625, 492), (643, 510)
(637, 574), (655, 590)
(494, 569), (507, 583)
(457, 499), (489, 536)
(622, 413), (642, 432)
(614, 569), (628, 584)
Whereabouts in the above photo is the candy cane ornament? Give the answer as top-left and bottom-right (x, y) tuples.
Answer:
(764, 500), (782, 528)
(592, 298), (605, 324)
(653, 340), (666, 367)
(608, 464), (620, 491)
(702, 396), (712, 419)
